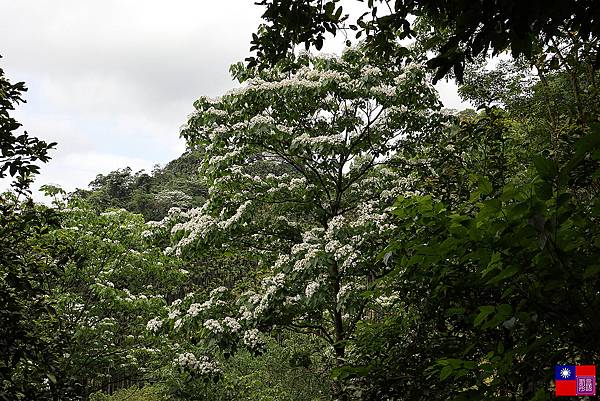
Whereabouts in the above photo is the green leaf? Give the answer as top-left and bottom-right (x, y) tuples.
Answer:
(323, 1), (334, 15)
(334, 6), (343, 20)
(486, 266), (518, 284)
(439, 365), (453, 381)
(47, 373), (57, 384)
(496, 303), (512, 317)
(474, 306), (495, 326)
(533, 156), (557, 180)
(481, 252), (502, 278)
(330, 365), (370, 380)
(478, 176), (492, 195)
(446, 307), (466, 316)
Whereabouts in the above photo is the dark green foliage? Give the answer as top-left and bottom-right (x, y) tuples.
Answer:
(0, 196), (63, 400)
(344, 60), (600, 398)
(248, 0), (600, 82)
(0, 56), (61, 400)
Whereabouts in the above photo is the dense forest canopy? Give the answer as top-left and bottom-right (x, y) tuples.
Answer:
(1, 2), (600, 400)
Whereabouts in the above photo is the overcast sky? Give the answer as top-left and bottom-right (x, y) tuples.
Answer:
(0, 1), (469, 201)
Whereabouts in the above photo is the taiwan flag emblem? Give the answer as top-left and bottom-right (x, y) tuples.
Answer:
(555, 365), (596, 396)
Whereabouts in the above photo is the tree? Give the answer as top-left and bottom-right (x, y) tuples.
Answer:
(148, 46), (447, 398)
(248, 0), (600, 81)
(0, 55), (59, 400)
(0, 194), (62, 400)
(39, 199), (188, 399)
(1, 190), (189, 400)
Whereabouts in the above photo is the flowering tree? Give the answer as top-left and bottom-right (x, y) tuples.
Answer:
(27, 194), (189, 399)
(154, 47), (447, 386)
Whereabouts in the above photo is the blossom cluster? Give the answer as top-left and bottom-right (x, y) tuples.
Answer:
(173, 353), (222, 376)
(305, 281), (320, 298)
(146, 317), (163, 333)
(203, 319), (224, 334)
(223, 316), (242, 333)
(242, 329), (264, 350)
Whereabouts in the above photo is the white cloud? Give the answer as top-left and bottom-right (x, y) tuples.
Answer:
(0, 0), (263, 199)
(436, 79), (472, 110)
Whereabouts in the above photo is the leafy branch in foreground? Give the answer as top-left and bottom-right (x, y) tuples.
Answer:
(0, 55), (55, 194)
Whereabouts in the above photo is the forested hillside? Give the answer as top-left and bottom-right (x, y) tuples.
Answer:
(2, 2), (600, 400)
(72, 151), (207, 221)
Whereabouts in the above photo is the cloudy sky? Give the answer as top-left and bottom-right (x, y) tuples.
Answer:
(0, 1), (469, 201)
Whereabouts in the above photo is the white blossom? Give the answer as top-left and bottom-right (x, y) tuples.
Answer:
(188, 303), (202, 317)
(242, 328), (263, 349)
(146, 317), (162, 332)
(376, 293), (400, 308)
(373, 84), (396, 97)
(284, 294), (302, 306)
(223, 317), (241, 333)
(239, 305), (253, 321)
(305, 281), (320, 298)
(197, 355), (222, 375)
(173, 353), (221, 376)
(203, 319), (223, 334)
(210, 286), (228, 296)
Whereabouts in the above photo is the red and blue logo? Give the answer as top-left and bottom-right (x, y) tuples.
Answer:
(555, 365), (596, 396)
